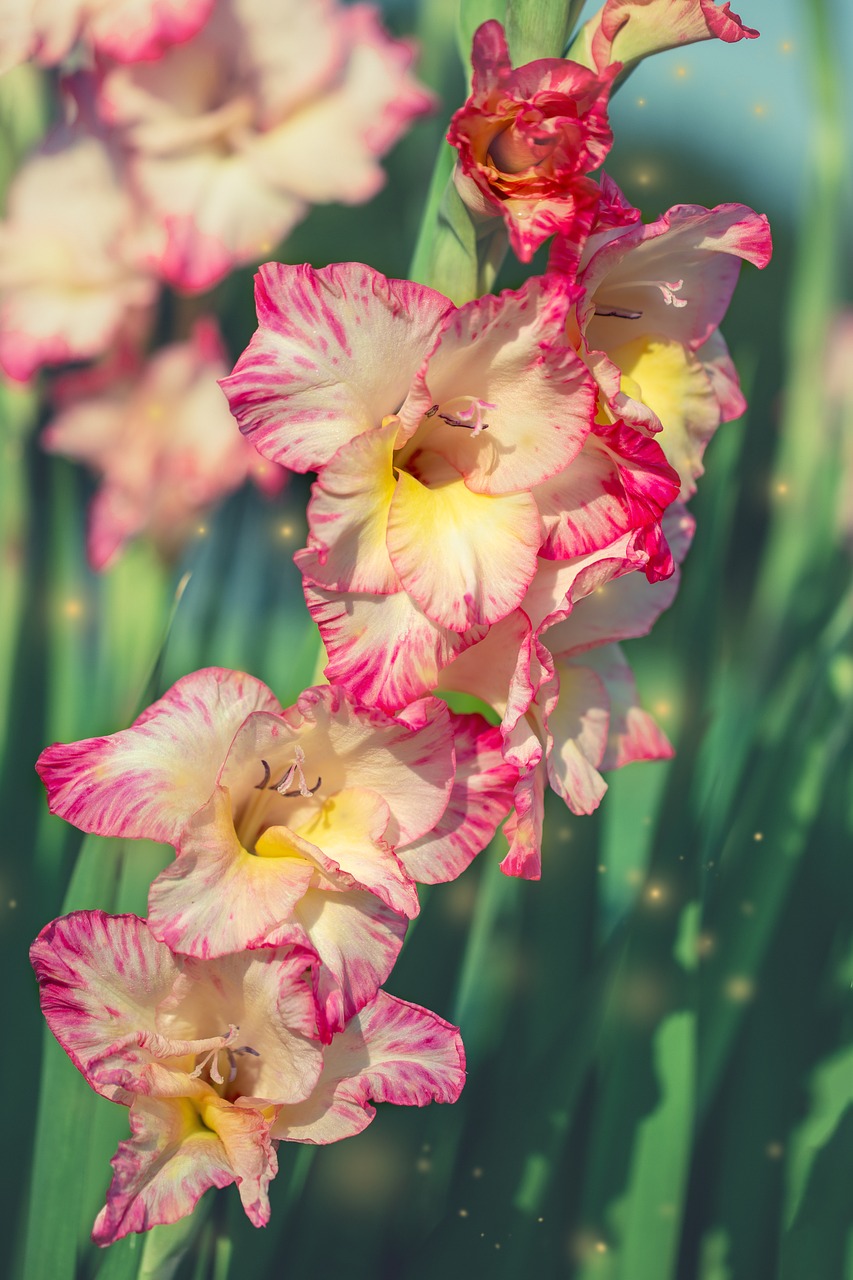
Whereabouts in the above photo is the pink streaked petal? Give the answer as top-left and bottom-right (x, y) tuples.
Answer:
(404, 278), (596, 494)
(500, 180), (602, 266)
(273, 990), (465, 1143)
(398, 713), (517, 883)
(92, 1093), (275, 1245)
(88, 0), (215, 62)
(221, 262), (451, 472)
(148, 787), (317, 959)
(295, 422), (399, 595)
(582, 645), (673, 770)
(546, 664), (610, 814)
(386, 461), (541, 632)
(439, 610), (534, 721)
(543, 506), (694, 658)
(520, 532), (644, 636)
(30, 911), (179, 1102)
(700, 329), (747, 422)
(305, 582), (488, 714)
(500, 756), (547, 880)
(37, 668), (281, 845)
(581, 202), (772, 352)
(537, 423), (678, 561)
(573, 0), (758, 74)
(271, 889), (408, 1039)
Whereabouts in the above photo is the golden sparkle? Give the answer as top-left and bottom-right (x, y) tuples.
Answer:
(62, 598), (84, 619)
(725, 975), (756, 1003)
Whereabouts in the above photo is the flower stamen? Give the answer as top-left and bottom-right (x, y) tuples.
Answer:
(189, 1025), (260, 1085)
(256, 747), (321, 798)
(594, 305), (643, 320)
(436, 397), (496, 437)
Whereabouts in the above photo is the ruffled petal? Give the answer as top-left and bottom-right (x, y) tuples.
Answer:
(545, 664), (610, 815)
(157, 946), (323, 1106)
(30, 911), (179, 1102)
(37, 668), (281, 844)
(221, 262), (451, 472)
(295, 421), (399, 594)
(92, 1093), (275, 1245)
(273, 991), (465, 1142)
(386, 459), (541, 631)
(272, 889), (408, 1039)
(544, 506), (694, 657)
(398, 712), (517, 883)
(581, 201), (772, 352)
(582, 644), (673, 770)
(403, 278), (596, 494)
(297, 787), (420, 918)
(147, 786), (317, 958)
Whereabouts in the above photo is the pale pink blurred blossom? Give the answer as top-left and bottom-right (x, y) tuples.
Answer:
(0, 0), (213, 73)
(0, 116), (157, 382)
(97, 0), (435, 291)
(42, 317), (284, 568)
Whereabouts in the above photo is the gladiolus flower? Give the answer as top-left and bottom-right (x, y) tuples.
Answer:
(224, 260), (679, 708)
(0, 115), (156, 382)
(0, 0), (213, 72)
(552, 190), (772, 496)
(97, 0), (434, 291)
(42, 316), (285, 569)
(37, 669), (513, 1034)
(438, 506), (695, 877)
(569, 0), (758, 76)
(447, 20), (617, 263)
(31, 911), (465, 1243)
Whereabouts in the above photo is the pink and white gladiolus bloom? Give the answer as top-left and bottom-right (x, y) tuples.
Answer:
(447, 20), (617, 263)
(31, 911), (465, 1243)
(438, 506), (695, 878)
(0, 0), (213, 72)
(42, 317), (285, 569)
(97, 0), (434, 291)
(569, 0), (758, 76)
(0, 117), (156, 382)
(553, 191), (773, 496)
(223, 261), (679, 711)
(37, 669), (514, 1035)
